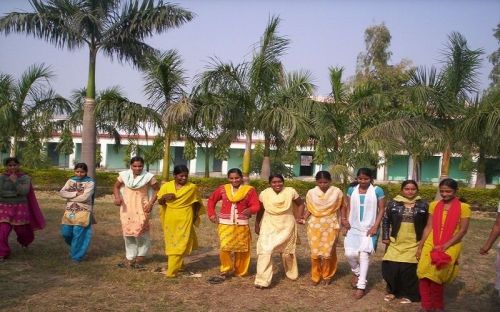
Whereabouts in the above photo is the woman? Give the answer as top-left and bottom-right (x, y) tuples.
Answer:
(304, 170), (344, 286)
(381, 180), (428, 303)
(479, 202), (500, 296)
(0, 157), (45, 261)
(59, 162), (96, 262)
(254, 174), (305, 289)
(416, 178), (470, 312)
(341, 167), (385, 299)
(113, 156), (159, 269)
(207, 168), (260, 281)
(157, 164), (204, 277)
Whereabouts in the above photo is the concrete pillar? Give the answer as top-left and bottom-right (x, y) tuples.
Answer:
(222, 160), (228, 175)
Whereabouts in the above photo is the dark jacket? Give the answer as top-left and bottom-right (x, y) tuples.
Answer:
(382, 199), (429, 242)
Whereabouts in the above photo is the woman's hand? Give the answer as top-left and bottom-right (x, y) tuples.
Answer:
(209, 215), (218, 224)
(296, 218), (306, 225)
(241, 208), (251, 218)
(479, 246), (490, 255)
(143, 202), (153, 214)
(367, 225), (378, 237)
(382, 239), (390, 245)
(255, 223), (261, 235)
(416, 247), (422, 261)
(8, 174), (17, 183)
(113, 197), (122, 206)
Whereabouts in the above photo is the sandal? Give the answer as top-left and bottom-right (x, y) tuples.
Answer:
(207, 275), (226, 284)
(117, 260), (134, 269)
(384, 294), (396, 302)
(351, 275), (359, 289)
(353, 288), (365, 299)
(132, 263), (146, 270)
(399, 298), (412, 304)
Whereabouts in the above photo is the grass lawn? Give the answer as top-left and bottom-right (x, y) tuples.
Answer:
(0, 191), (499, 312)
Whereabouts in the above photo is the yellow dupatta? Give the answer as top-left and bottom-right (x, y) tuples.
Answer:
(224, 184), (253, 203)
(261, 187), (296, 215)
(306, 186), (343, 217)
(157, 180), (205, 226)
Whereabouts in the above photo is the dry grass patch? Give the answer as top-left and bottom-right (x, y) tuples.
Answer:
(0, 193), (499, 311)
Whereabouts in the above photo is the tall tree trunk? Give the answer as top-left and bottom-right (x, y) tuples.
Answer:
(82, 48), (97, 178)
(204, 143), (210, 178)
(162, 131), (172, 181)
(439, 144), (451, 180)
(435, 144), (452, 199)
(260, 134), (271, 180)
(242, 129), (253, 182)
(9, 135), (17, 157)
(475, 150), (486, 188)
(411, 155), (421, 182)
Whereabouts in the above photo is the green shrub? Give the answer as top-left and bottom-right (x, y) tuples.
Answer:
(12, 167), (499, 212)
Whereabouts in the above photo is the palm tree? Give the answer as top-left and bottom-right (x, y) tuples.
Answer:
(0, 64), (70, 159)
(434, 32), (483, 182)
(0, 0), (193, 177)
(196, 15), (289, 180)
(460, 89), (500, 186)
(67, 86), (163, 167)
(257, 69), (315, 179)
(141, 49), (190, 180)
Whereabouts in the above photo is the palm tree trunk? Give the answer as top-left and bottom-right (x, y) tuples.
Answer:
(475, 150), (486, 188)
(82, 48), (97, 178)
(412, 156), (421, 182)
(9, 135), (17, 157)
(260, 134), (271, 179)
(162, 132), (172, 181)
(204, 143), (210, 178)
(242, 129), (253, 181)
(435, 144), (452, 199)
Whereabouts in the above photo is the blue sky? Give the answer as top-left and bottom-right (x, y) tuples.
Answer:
(0, 0), (498, 104)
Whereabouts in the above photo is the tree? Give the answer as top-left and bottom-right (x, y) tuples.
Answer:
(68, 86), (162, 167)
(488, 24), (500, 90)
(435, 32), (483, 183)
(197, 15), (289, 180)
(0, 0), (193, 177)
(0, 64), (70, 159)
(460, 89), (500, 187)
(141, 49), (189, 180)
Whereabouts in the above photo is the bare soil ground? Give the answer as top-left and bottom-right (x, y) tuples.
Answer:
(0, 192), (499, 312)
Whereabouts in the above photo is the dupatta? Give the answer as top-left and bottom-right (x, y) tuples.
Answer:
(430, 197), (461, 269)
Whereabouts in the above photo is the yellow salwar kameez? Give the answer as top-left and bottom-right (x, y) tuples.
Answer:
(306, 186), (343, 284)
(157, 180), (204, 277)
(255, 187), (300, 288)
(416, 201), (470, 284)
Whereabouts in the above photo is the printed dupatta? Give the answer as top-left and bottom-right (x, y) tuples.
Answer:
(119, 169), (154, 189)
(306, 186), (343, 217)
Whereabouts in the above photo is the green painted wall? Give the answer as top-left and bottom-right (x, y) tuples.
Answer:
(387, 155), (409, 181)
(74, 143), (82, 163)
(449, 157), (469, 183)
(485, 158), (500, 184)
(228, 149), (244, 170)
(421, 156), (440, 183)
(195, 147), (213, 174)
(105, 144), (128, 170)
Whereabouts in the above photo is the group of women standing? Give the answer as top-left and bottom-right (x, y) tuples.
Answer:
(0, 156), (486, 311)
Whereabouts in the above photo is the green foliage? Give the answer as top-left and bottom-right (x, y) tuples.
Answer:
(21, 133), (50, 168)
(56, 126), (74, 156)
(183, 139), (196, 160)
(6, 167), (498, 211)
